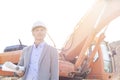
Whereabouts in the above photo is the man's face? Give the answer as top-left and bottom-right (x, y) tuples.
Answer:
(32, 27), (46, 41)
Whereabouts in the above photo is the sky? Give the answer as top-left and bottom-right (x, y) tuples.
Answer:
(0, 0), (120, 52)
(105, 16), (120, 42)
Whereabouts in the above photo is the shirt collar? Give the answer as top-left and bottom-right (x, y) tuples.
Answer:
(33, 42), (45, 48)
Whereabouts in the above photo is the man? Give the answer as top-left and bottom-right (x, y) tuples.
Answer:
(17, 21), (59, 80)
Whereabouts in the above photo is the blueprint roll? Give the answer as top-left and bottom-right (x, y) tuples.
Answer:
(2, 61), (25, 73)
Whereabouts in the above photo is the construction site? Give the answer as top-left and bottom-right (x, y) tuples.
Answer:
(0, 0), (120, 80)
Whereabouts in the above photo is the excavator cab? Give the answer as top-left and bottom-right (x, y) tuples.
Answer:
(86, 40), (114, 79)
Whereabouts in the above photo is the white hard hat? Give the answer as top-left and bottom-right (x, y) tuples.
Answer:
(32, 21), (46, 31)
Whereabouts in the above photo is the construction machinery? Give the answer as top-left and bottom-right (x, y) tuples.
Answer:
(0, 0), (120, 80)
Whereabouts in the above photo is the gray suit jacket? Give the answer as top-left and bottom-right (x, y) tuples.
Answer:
(18, 43), (59, 80)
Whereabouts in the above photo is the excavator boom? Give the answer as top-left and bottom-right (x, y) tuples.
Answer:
(59, 0), (120, 79)
(60, 0), (120, 67)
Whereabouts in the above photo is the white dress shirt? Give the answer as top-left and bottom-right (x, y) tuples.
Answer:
(26, 42), (45, 80)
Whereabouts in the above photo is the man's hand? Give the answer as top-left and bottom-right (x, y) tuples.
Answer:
(16, 71), (24, 77)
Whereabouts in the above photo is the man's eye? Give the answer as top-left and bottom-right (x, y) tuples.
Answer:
(41, 29), (45, 31)
(36, 29), (39, 31)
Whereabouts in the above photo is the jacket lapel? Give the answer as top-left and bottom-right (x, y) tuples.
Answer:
(26, 46), (33, 67)
(38, 43), (48, 66)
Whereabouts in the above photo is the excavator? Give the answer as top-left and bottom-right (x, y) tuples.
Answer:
(0, 0), (120, 80)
